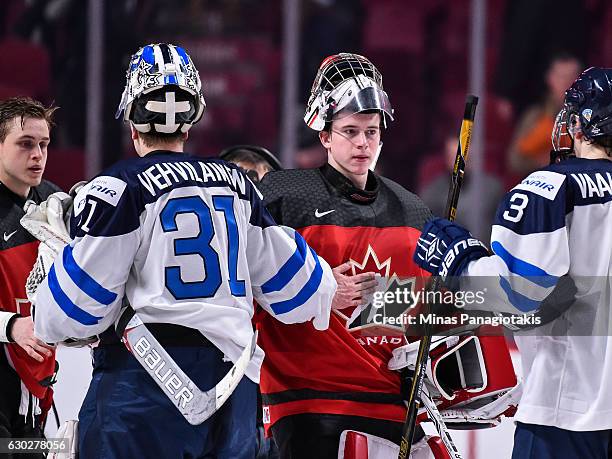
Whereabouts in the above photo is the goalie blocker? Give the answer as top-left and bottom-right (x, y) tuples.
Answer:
(390, 334), (519, 429)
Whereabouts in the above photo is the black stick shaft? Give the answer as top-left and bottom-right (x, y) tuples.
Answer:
(398, 95), (478, 459)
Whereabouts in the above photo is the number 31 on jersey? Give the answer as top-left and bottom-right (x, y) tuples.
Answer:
(160, 195), (246, 300)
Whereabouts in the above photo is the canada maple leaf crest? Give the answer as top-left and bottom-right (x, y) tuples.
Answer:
(334, 245), (416, 335)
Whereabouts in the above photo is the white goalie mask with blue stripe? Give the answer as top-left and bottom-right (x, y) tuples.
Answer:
(116, 43), (206, 134)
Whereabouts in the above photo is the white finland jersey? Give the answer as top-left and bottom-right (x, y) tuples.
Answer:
(463, 157), (612, 431)
(34, 151), (336, 383)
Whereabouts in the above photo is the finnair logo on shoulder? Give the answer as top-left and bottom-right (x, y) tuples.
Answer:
(571, 172), (612, 199)
(521, 179), (554, 191)
(513, 171), (565, 200)
(80, 176), (127, 207)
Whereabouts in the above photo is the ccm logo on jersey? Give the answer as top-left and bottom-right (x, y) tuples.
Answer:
(133, 336), (194, 408)
(439, 238), (487, 279)
(513, 171), (565, 200)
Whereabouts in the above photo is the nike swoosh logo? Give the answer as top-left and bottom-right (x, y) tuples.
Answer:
(3, 230), (17, 242)
(314, 209), (336, 218)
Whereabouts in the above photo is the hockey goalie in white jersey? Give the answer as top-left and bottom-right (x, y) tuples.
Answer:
(414, 67), (612, 458)
(27, 43), (337, 459)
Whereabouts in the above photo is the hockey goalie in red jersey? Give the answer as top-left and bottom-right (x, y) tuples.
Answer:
(255, 53), (431, 458)
(256, 53), (519, 459)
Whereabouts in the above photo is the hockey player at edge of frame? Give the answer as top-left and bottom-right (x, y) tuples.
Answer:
(414, 67), (612, 459)
(27, 43), (340, 459)
(0, 96), (60, 455)
(255, 53), (519, 459)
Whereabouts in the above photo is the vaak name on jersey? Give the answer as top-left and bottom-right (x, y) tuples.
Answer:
(133, 335), (194, 409)
(440, 238), (488, 279)
(571, 172), (612, 199)
(137, 161), (247, 197)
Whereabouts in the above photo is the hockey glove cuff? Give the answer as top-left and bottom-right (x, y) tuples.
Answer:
(414, 218), (489, 285)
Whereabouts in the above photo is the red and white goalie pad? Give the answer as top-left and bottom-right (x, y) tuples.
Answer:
(389, 333), (519, 427)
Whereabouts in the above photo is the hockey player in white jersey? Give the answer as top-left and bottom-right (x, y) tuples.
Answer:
(29, 43), (337, 458)
(413, 67), (612, 458)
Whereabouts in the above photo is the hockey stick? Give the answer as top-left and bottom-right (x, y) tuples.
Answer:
(420, 389), (463, 459)
(398, 95), (478, 459)
(116, 305), (257, 425)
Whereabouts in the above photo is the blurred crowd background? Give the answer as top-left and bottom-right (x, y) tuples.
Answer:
(1, 0), (611, 235)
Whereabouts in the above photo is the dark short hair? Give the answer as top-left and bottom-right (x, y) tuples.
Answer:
(546, 51), (581, 72)
(223, 149), (272, 169)
(324, 109), (384, 133)
(138, 131), (186, 148)
(0, 97), (58, 142)
(219, 145), (282, 171)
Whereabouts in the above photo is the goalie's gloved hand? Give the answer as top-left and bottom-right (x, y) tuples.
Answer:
(414, 218), (489, 284)
(21, 192), (72, 248)
(42, 191), (72, 240)
(21, 192), (73, 304)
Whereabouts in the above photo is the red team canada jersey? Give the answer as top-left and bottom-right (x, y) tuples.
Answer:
(0, 181), (59, 400)
(256, 165), (432, 432)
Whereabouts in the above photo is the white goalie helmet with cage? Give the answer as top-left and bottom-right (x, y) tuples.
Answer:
(115, 43), (206, 134)
(304, 53), (394, 132)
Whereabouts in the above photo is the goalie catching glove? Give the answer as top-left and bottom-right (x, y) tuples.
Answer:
(20, 192), (72, 304)
(21, 190), (99, 348)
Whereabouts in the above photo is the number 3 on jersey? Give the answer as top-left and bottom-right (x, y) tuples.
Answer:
(160, 195), (246, 300)
(503, 192), (529, 223)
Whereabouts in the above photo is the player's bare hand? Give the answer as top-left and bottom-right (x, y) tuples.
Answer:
(331, 262), (378, 310)
(9, 317), (54, 362)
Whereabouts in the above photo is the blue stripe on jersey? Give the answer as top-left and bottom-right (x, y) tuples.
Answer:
(48, 266), (103, 325)
(269, 248), (323, 315)
(491, 241), (557, 288)
(63, 245), (117, 305)
(261, 232), (309, 294)
(499, 276), (541, 312)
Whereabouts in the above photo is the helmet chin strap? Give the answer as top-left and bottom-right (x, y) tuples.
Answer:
(370, 142), (383, 171)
